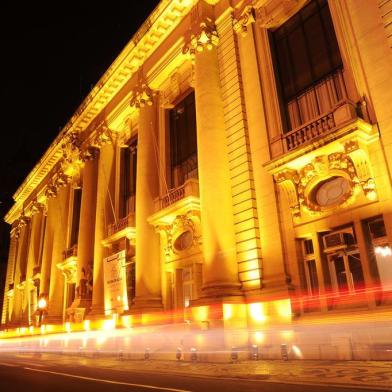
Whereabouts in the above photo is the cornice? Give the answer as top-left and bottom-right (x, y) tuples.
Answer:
(5, 0), (197, 225)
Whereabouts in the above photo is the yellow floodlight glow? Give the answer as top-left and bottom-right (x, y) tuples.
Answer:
(375, 245), (392, 257)
(38, 297), (47, 310)
(122, 315), (132, 328)
(40, 325), (46, 334)
(102, 318), (115, 331)
(29, 326), (34, 334)
(275, 299), (292, 320)
(83, 320), (90, 331)
(65, 322), (71, 333)
(254, 331), (265, 344)
(223, 304), (233, 321)
(281, 330), (294, 341)
(292, 345), (303, 358)
(192, 306), (209, 321)
(249, 302), (267, 323)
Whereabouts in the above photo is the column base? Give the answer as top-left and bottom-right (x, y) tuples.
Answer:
(86, 304), (105, 320)
(198, 281), (243, 303)
(130, 296), (163, 314)
(44, 315), (63, 325)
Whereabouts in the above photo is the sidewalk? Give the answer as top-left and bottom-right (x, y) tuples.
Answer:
(15, 353), (392, 391)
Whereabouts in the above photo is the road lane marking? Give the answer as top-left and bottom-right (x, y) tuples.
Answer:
(0, 362), (19, 367)
(23, 367), (191, 392)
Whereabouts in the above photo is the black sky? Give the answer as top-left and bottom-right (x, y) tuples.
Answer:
(0, 1), (161, 262)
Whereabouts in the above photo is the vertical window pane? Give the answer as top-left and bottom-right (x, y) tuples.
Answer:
(169, 91), (198, 187)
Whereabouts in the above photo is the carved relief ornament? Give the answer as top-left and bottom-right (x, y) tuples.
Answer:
(130, 83), (156, 109)
(92, 121), (114, 147)
(233, 6), (256, 37)
(182, 20), (219, 58)
(157, 213), (201, 260)
(275, 150), (377, 220)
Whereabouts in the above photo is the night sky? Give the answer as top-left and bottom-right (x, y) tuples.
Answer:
(0, 1), (160, 263)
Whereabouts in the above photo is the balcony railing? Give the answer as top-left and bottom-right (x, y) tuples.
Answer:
(157, 178), (199, 210)
(62, 244), (78, 260)
(281, 99), (358, 152)
(284, 111), (336, 151)
(107, 213), (135, 237)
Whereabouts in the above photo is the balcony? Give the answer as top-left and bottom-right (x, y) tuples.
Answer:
(156, 178), (199, 212)
(102, 213), (136, 247)
(107, 213), (135, 237)
(149, 179), (200, 226)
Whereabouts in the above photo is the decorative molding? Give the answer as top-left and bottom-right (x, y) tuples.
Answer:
(157, 212), (202, 260)
(275, 150), (377, 220)
(233, 6), (255, 37)
(30, 199), (45, 215)
(130, 82), (156, 108)
(254, 0), (306, 29)
(182, 18), (219, 57)
(92, 121), (114, 147)
(80, 146), (99, 162)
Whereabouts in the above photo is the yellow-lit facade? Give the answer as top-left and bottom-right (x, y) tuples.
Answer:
(2, 0), (392, 360)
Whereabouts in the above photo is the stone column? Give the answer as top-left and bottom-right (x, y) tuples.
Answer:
(186, 20), (241, 299)
(40, 199), (54, 299)
(47, 184), (70, 323)
(90, 139), (116, 317)
(25, 207), (44, 324)
(132, 89), (163, 312)
(73, 149), (99, 311)
(2, 229), (18, 325)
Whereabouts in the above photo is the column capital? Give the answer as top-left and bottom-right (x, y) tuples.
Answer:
(30, 198), (46, 215)
(182, 20), (219, 57)
(91, 121), (115, 148)
(80, 145), (99, 162)
(130, 83), (157, 109)
(233, 6), (255, 37)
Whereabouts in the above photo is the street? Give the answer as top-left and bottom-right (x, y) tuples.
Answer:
(0, 354), (386, 392)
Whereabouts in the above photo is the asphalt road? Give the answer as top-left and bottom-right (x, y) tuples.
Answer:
(0, 355), (382, 392)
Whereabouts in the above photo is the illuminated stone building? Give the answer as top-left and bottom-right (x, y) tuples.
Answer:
(2, 0), (392, 360)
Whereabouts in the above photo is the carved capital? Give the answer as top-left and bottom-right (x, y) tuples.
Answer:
(92, 122), (114, 147)
(130, 83), (156, 109)
(183, 20), (219, 58)
(80, 146), (99, 162)
(30, 199), (45, 215)
(233, 6), (255, 37)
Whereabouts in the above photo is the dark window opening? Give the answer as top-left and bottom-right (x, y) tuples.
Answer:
(120, 139), (137, 218)
(126, 262), (136, 308)
(169, 91), (198, 188)
(70, 188), (82, 247)
(270, 0), (345, 132)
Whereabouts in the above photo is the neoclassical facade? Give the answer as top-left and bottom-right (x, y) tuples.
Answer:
(2, 0), (392, 360)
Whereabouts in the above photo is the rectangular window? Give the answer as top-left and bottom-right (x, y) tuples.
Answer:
(365, 217), (392, 293)
(169, 91), (198, 188)
(120, 139), (137, 218)
(125, 262), (136, 307)
(270, 0), (345, 132)
(300, 239), (319, 296)
(70, 189), (82, 247)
